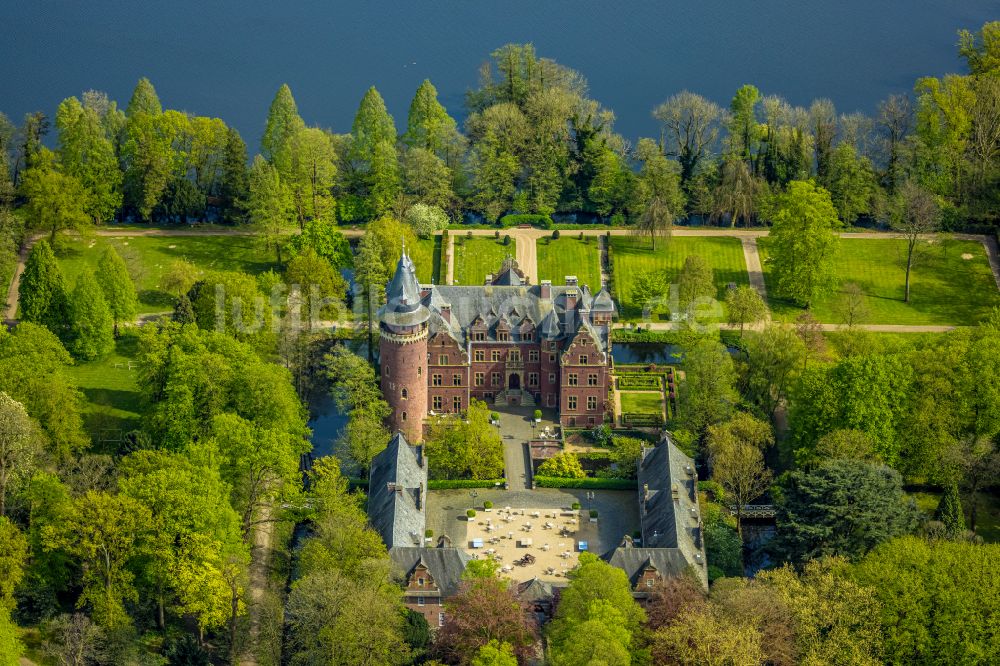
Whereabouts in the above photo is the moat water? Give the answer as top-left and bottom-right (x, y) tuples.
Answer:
(4, 2), (995, 152)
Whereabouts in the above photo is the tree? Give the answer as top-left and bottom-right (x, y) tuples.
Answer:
(285, 247), (348, 325)
(219, 127), (249, 224)
(650, 606), (766, 666)
(653, 91), (724, 184)
(285, 218), (352, 268)
(354, 232), (389, 361)
(405, 202), (449, 238)
(761, 559), (881, 666)
(812, 429), (879, 465)
(826, 143), (877, 224)
(890, 181), (940, 303)
(434, 577), (537, 665)
(18, 149), (91, 241)
(55, 95), (122, 223)
(286, 567), (411, 666)
(548, 552), (645, 637)
(712, 158), (761, 227)
(769, 459), (920, 564)
(261, 84), (304, 173)
(248, 155), (293, 265)
(96, 246), (138, 335)
(589, 147), (630, 220)
(43, 491), (151, 628)
(401, 147), (455, 210)
(68, 271), (115, 360)
(470, 640), (518, 666)
(877, 94), (912, 192)
(425, 400), (504, 480)
(369, 139), (402, 216)
(0, 606), (24, 666)
(0, 516), (27, 606)
(833, 282), (870, 327)
(125, 77), (162, 117)
(536, 452), (586, 478)
(725, 285), (766, 336)
(727, 85), (761, 169)
(549, 601), (634, 666)
(17, 239), (68, 336)
(680, 336), (738, 434)
(677, 255), (715, 315)
(707, 412), (774, 536)
(287, 126), (337, 228)
(741, 325), (806, 419)
(767, 180), (841, 307)
(121, 80), (173, 220)
(632, 138), (684, 245)
(645, 574), (707, 630)
(403, 79), (460, 158)
(811, 99), (838, 185)
(0, 392), (36, 516)
(934, 483), (966, 537)
(630, 269), (668, 318)
(40, 613), (105, 666)
(850, 535), (1000, 665)
(351, 86), (398, 165)
(958, 21), (1000, 75)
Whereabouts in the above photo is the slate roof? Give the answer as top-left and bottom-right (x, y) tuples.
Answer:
(378, 250), (615, 350)
(367, 432), (427, 549)
(517, 577), (554, 603)
(389, 547), (471, 596)
(605, 545), (697, 587)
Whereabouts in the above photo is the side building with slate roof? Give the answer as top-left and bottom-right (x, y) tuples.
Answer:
(367, 431), (471, 628)
(378, 250), (616, 441)
(603, 433), (709, 597)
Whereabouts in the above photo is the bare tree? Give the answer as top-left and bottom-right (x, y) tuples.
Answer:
(834, 282), (871, 327)
(969, 75), (1000, 190)
(810, 99), (837, 183)
(877, 94), (912, 192)
(712, 158), (759, 227)
(653, 91), (725, 183)
(633, 194), (674, 251)
(839, 112), (875, 159)
(890, 182), (940, 303)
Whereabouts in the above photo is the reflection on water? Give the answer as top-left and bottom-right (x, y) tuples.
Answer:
(307, 393), (347, 459)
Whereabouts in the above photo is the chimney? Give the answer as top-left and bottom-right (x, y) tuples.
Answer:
(417, 482), (424, 510)
(441, 304), (451, 323)
(421, 285), (432, 299)
(671, 483), (680, 501)
(643, 483), (650, 501)
(565, 288), (578, 311)
(540, 280), (552, 300)
(485, 274), (493, 286)
(564, 275), (578, 287)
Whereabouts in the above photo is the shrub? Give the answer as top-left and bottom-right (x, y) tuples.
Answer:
(698, 480), (726, 503)
(490, 411), (500, 422)
(589, 509), (599, 518)
(536, 452), (586, 479)
(466, 509), (477, 518)
(537, 477), (638, 490)
(484, 500), (493, 509)
(405, 203), (449, 237)
(610, 211), (626, 226)
(503, 234), (511, 246)
(552, 229), (561, 240)
(571, 502), (582, 510)
(425, 529), (433, 538)
(589, 423), (612, 446)
(499, 213), (552, 229)
(533, 409), (542, 420)
(466, 230), (473, 239)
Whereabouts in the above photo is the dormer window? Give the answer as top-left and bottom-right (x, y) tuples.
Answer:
(498, 332), (509, 342)
(580, 355), (589, 365)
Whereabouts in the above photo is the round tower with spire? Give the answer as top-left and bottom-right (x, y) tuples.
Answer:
(377, 248), (430, 442)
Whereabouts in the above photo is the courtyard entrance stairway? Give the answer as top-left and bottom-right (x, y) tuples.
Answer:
(493, 390), (536, 407)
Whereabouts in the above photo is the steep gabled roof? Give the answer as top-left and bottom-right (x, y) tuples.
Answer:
(604, 547), (697, 587)
(368, 432), (427, 549)
(389, 547), (471, 596)
(379, 250), (430, 327)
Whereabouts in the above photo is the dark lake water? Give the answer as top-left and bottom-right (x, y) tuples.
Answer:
(3, 1), (994, 152)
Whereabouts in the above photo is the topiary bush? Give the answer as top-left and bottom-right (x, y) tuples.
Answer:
(503, 234), (511, 246)
(571, 502), (581, 510)
(466, 509), (477, 519)
(552, 229), (561, 240)
(484, 500), (493, 510)
(589, 509), (599, 518)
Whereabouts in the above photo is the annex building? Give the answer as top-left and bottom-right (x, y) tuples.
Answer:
(377, 250), (616, 442)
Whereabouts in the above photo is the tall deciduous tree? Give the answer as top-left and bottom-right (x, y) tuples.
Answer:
(890, 181), (940, 303)
(121, 79), (172, 220)
(767, 180), (841, 307)
(248, 155), (293, 265)
(827, 143), (877, 224)
(680, 336), (738, 435)
(19, 149), (92, 241)
(219, 127), (249, 224)
(707, 412), (774, 536)
(434, 577), (537, 664)
(425, 400), (504, 480)
(287, 126), (337, 228)
(727, 84), (761, 170)
(56, 95), (123, 223)
(261, 84), (304, 175)
(725, 285), (767, 336)
(68, 271), (115, 360)
(0, 392), (37, 516)
(653, 91), (724, 184)
(96, 246), (138, 335)
(677, 254), (715, 315)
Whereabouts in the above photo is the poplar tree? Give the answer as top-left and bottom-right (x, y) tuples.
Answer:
(402, 79), (459, 157)
(126, 77), (162, 117)
(96, 246), (138, 335)
(68, 271), (115, 360)
(261, 84), (304, 176)
(351, 86), (397, 164)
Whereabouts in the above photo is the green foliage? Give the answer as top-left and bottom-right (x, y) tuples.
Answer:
(95, 246), (138, 329)
(68, 271), (115, 360)
(533, 476), (637, 490)
(18, 240), (68, 335)
(768, 180), (841, 307)
(934, 483), (966, 537)
(261, 84), (304, 170)
(285, 218), (352, 268)
(770, 459), (921, 564)
(498, 213), (553, 228)
(536, 452), (586, 479)
(0, 606), (23, 665)
(704, 522), (742, 580)
(405, 202), (449, 238)
(725, 284), (768, 335)
(850, 536), (1000, 665)
(19, 149), (92, 240)
(426, 479), (504, 490)
(55, 95), (123, 223)
(471, 639), (518, 666)
(425, 400), (504, 480)
(680, 335), (738, 434)
(0, 517), (27, 606)
(248, 154), (294, 264)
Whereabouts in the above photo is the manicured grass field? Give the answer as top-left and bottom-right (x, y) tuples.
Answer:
(453, 236), (516, 285)
(619, 391), (664, 416)
(54, 234), (276, 314)
(609, 236), (749, 320)
(409, 236), (441, 284)
(536, 236), (602, 290)
(65, 333), (145, 450)
(759, 237), (1000, 325)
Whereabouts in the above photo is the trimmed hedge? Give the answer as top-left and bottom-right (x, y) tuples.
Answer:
(616, 374), (662, 390)
(534, 476), (638, 490)
(428, 478), (505, 490)
(499, 213), (553, 229)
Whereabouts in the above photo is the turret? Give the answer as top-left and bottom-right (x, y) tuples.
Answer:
(377, 249), (430, 442)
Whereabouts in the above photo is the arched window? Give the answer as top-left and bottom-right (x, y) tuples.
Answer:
(402, 411), (408, 422)
(401, 388), (408, 399)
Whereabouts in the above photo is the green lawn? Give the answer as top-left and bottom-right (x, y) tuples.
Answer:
(453, 237), (516, 285)
(609, 236), (749, 320)
(65, 333), (145, 451)
(54, 235), (276, 314)
(536, 236), (602, 290)
(409, 236), (441, 284)
(759, 237), (1000, 325)
(619, 391), (664, 416)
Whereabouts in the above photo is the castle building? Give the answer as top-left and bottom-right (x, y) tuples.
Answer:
(377, 250), (616, 442)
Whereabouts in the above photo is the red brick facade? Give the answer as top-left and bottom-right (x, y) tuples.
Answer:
(400, 561), (447, 628)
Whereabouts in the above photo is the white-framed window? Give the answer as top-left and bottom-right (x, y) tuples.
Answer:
(418, 596), (425, 606)
(568, 396), (577, 410)
(438, 612), (445, 627)
(587, 396), (597, 410)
